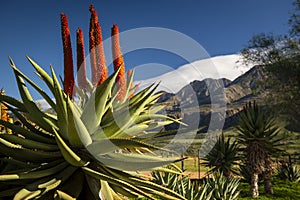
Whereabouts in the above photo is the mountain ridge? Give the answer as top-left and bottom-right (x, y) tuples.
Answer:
(158, 65), (267, 132)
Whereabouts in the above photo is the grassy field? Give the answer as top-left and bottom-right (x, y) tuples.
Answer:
(239, 179), (300, 200)
(150, 128), (300, 162)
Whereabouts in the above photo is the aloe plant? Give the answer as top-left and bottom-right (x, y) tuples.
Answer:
(0, 4), (187, 199)
(0, 57), (186, 199)
(236, 101), (284, 197)
(202, 133), (240, 177)
(151, 166), (213, 200)
(205, 173), (240, 200)
(277, 159), (300, 182)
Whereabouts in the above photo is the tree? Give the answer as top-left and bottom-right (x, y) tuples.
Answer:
(241, 0), (300, 129)
(236, 101), (284, 197)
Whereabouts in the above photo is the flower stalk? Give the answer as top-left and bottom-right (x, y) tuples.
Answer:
(89, 5), (107, 86)
(111, 24), (126, 100)
(61, 13), (74, 98)
(76, 28), (88, 90)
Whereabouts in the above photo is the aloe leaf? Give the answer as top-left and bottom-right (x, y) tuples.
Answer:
(0, 134), (58, 151)
(50, 66), (68, 139)
(66, 97), (92, 148)
(103, 166), (186, 200)
(82, 167), (155, 200)
(26, 56), (56, 95)
(54, 190), (75, 200)
(81, 68), (120, 133)
(4, 103), (54, 138)
(13, 165), (77, 200)
(86, 138), (167, 155)
(0, 161), (68, 181)
(56, 170), (84, 199)
(13, 72), (57, 132)
(100, 180), (114, 200)
(109, 84), (161, 137)
(109, 184), (139, 199)
(0, 119), (56, 144)
(0, 157), (39, 169)
(10, 61), (56, 111)
(0, 138), (61, 162)
(53, 128), (89, 167)
(93, 153), (183, 171)
(122, 69), (135, 101)
(0, 187), (23, 198)
(0, 93), (26, 112)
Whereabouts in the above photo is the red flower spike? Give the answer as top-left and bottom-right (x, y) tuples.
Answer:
(89, 5), (107, 86)
(94, 23), (108, 86)
(89, 6), (98, 86)
(61, 13), (74, 98)
(76, 28), (88, 90)
(111, 24), (126, 101)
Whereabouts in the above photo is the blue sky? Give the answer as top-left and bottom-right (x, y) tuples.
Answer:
(0, 0), (294, 99)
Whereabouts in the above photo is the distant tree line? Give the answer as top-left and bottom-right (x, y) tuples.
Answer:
(241, 0), (300, 130)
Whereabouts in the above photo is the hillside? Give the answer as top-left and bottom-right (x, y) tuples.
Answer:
(158, 65), (268, 132)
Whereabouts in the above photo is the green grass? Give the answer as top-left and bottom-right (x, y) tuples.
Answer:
(174, 157), (209, 172)
(239, 179), (300, 200)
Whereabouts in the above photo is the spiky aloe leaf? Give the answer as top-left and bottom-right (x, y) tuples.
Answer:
(9, 58), (56, 111)
(92, 153), (183, 171)
(0, 93), (26, 112)
(81, 67), (120, 133)
(0, 134), (58, 151)
(50, 66), (69, 140)
(0, 138), (61, 163)
(66, 97), (92, 148)
(13, 165), (77, 200)
(12, 71), (57, 132)
(52, 128), (89, 167)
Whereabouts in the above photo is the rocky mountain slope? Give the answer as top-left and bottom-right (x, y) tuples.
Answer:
(158, 65), (267, 132)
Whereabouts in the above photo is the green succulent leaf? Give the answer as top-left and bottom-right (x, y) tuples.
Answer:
(53, 128), (89, 167)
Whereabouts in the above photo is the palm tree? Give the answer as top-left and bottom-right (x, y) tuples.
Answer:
(203, 133), (240, 177)
(236, 101), (283, 197)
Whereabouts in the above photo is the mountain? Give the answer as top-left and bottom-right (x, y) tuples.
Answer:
(135, 54), (252, 93)
(158, 65), (267, 132)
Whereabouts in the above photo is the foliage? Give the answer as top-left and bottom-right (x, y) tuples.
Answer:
(151, 167), (240, 200)
(277, 161), (300, 182)
(236, 101), (284, 168)
(202, 133), (240, 177)
(205, 173), (240, 200)
(0, 58), (186, 199)
(236, 101), (284, 197)
(240, 0), (300, 128)
(239, 164), (252, 184)
(151, 166), (213, 200)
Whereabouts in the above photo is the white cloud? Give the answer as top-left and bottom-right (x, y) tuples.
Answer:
(135, 54), (253, 93)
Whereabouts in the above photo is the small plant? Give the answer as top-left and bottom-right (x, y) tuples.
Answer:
(277, 161), (300, 182)
(202, 133), (240, 177)
(151, 166), (213, 200)
(205, 172), (240, 200)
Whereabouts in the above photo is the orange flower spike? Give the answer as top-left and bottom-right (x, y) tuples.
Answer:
(76, 28), (88, 90)
(93, 10), (108, 85)
(89, 5), (98, 86)
(61, 13), (74, 98)
(89, 5), (107, 86)
(111, 24), (126, 100)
